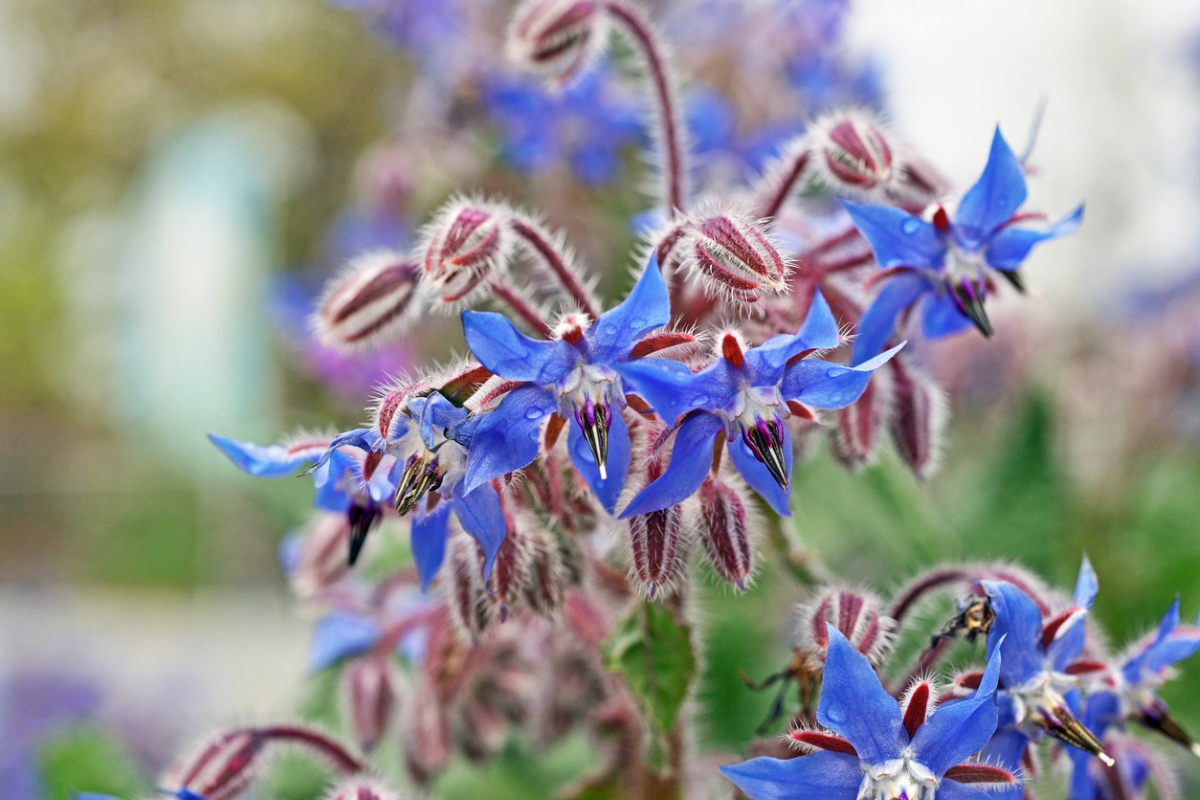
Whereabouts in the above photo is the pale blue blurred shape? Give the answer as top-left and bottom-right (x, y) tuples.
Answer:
(115, 119), (278, 472)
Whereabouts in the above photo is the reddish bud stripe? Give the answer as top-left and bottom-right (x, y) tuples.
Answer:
(376, 391), (406, 439)
(1042, 607), (1085, 649)
(630, 331), (696, 358)
(1065, 659), (1109, 675)
(329, 263), (417, 324)
(943, 764), (1018, 784)
(902, 682), (931, 740)
(955, 671), (984, 690)
(699, 478), (751, 588)
(788, 731), (858, 755)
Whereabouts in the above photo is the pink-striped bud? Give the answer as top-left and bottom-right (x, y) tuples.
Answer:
(489, 509), (532, 622)
(401, 681), (452, 785)
(523, 527), (567, 615)
(683, 213), (789, 304)
(627, 503), (688, 601)
(698, 476), (754, 591)
(344, 655), (398, 752)
(289, 513), (352, 599)
(421, 200), (512, 307)
(314, 251), (422, 351)
(888, 358), (945, 481)
(831, 368), (889, 471)
(445, 534), (494, 639)
(507, 0), (608, 87)
(160, 729), (268, 800)
(325, 778), (405, 800)
(811, 111), (896, 196)
(797, 587), (895, 666)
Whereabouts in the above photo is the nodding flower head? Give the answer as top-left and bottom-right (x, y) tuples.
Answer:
(507, 0), (608, 87)
(159, 729), (269, 800)
(314, 250), (423, 352)
(811, 110), (896, 197)
(421, 199), (513, 307)
(682, 212), (790, 304)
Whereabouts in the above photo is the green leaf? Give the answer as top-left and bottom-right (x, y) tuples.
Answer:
(602, 601), (696, 738)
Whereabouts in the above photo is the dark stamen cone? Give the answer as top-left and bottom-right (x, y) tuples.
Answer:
(576, 400), (610, 479)
(347, 503), (382, 566)
(743, 421), (788, 488)
(951, 279), (994, 337)
(395, 453), (443, 516)
(999, 268), (1027, 294)
(1137, 701), (1200, 756)
(1043, 704), (1113, 766)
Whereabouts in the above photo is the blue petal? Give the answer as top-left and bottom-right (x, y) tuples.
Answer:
(910, 646), (1003, 776)
(588, 253), (670, 363)
(985, 205), (1083, 271)
(817, 625), (904, 765)
(954, 127), (1027, 249)
(451, 480), (506, 581)
(208, 433), (324, 477)
(982, 581), (1046, 687)
(312, 450), (355, 513)
(615, 358), (739, 427)
(781, 343), (903, 408)
(922, 291), (975, 340)
(411, 500), (451, 591)
(620, 412), (723, 517)
(568, 408), (631, 513)
(937, 781), (1000, 800)
(416, 392), (467, 449)
(307, 611), (380, 672)
(463, 385), (557, 494)
(728, 429), (792, 517)
(719, 751), (861, 800)
(852, 272), (930, 365)
(840, 200), (945, 270)
(462, 310), (576, 383)
(1073, 553), (1099, 609)
(977, 728), (1029, 800)
(744, 290), (840, 385)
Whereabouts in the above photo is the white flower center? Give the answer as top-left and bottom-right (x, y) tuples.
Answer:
(858, 756), (937, 800)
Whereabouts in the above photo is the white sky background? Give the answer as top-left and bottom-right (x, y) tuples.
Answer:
(846, 0), (1200, 319)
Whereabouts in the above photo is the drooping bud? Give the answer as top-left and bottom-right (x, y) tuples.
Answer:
(489, 507), (532, 622)
(344, 655), (398, 752)
(627, 503), (688, 600)
(445, 534), (494, 640)
(160, 729), (268, 800)
(683, 213), (790, 304)
(420, 199), (512, 307)
(888, 359), (946, 481)
(522, 527), (567, 616)
(400, 679), (452, 785)
(698, 476), (754, 591)
(288, 513), (352, 599)
(506, 0), (608, 87)
(830, 368), (889, 471)
(811, 111), (896, 197)
(797, 587), (895, 666)
(325, 778), (405, 800)
(314, 251), (423, 352)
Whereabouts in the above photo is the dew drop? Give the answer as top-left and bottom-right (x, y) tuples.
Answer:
(524, 406), (546, 420)
(824, 703), (847, 724)
(902, 219), (920, 235)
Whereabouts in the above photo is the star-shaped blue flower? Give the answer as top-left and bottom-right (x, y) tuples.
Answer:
(461, 255), (675, 512)
(319, 390), (507, 589)
(843, 127), (1083, 361)
(722, 624), (1008, 800)
(614, 290), (901, 517)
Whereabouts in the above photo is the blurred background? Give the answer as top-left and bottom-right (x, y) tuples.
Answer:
(2, 0), (1200, 797)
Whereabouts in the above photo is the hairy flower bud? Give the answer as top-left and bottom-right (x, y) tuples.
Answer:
(627, 503), (688, 600)
(421, 199), (512, 307)
(522, 527), (568, 615)
(490, 508), (533, 622)
(314, 251), (422, 351)
(446, 534), (494, 639)
(325, 778), (404, 800)
(344, 655), (398, 752)
(797, 587), (896, 666)
(888, 358), (946, 481)
(507, 0), (608, 86)
(698, 476), (755, 591)
(811, 110), (896, 197)
(401, 683), (452, 786)
(288, 513), (352, 599)
(160, 729), (268, 800)
(683, 213), (789, 304)
(831, 368), (890, 471)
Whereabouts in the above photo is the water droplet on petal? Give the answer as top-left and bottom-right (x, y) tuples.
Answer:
(524, 406), (546, 420)
(824, 703), (847, 724)
(902, 219), (920, 235)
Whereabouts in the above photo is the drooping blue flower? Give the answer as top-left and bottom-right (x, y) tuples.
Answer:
(615, 290), (900, 517)
(461, 255), (675, 512)
(316, 389), (507, 588)
(721, 624), (1010, 800)
(307, 611), (382, 673)
(844, 127), (1083, 361)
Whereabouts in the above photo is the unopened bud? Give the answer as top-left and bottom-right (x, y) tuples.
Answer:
(490, 509), (532, 621)
(522, 527), (567, 615)
(314, 251), (422, 352)
(888, 359), (945, 481)
(160, 729), (267, 800)
(698, 476), (754, 591)
(445, 534), (494, 639)
(344, 655), (398, 752)
(421, 200), (511, 307)
(812, 111), (896, 197)
(797, 587), (895, 666)
(401, 681), (452, 785)
(831, 371), (888, 471)
(506, 0), (608, 87)
(684, 213), (789, 304)
(325, 778), (404, 800)
(627, 503), (688, 600)
(289, 513), (352, 599)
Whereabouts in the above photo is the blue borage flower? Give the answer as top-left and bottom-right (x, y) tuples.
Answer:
(722, 624), (1013, 800)
(976, 556), (1113, 777)
(461, 254), (688, 513)
(319, 384), (506, 590)
(208, 430), (397, 566)
(615, 290), (901, 517)
(843, 127), (1083, 361)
